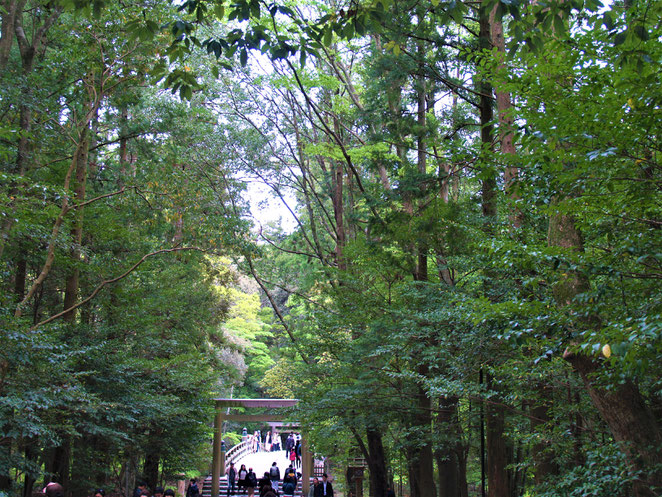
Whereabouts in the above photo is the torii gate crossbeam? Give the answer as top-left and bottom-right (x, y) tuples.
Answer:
(211, 399), (311, 497)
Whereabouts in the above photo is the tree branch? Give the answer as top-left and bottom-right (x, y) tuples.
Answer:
(244, 252), (312, 365)
(31, 247), (206, 330)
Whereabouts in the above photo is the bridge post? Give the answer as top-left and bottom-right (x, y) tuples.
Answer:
(211, 409), (224, 497)
(301, 436), (312, 496)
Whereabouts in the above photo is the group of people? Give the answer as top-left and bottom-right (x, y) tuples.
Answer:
(226, 461), (333, 497)
(248, 431), (303, 460)
(225, 462), (258, 497)
(306, 475), (333, 497)
(225, 461), (293, 497)
(250, 431), (281, 453)
(284, 434), (302, 469)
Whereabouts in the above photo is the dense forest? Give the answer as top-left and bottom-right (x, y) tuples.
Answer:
(1, 1), (660, 497)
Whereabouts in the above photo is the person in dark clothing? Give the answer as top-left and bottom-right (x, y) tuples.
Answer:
(284, 434), (294, 458)
(186, 479), (200, 497)
(258, 477), (276, 497)
(227, 462), (237, 496)
(281, 466), (297, 496)
(245, 468), (257, 497)
(308, 478), (319, 497)
(268, 462), (280, 493)
(294, 440), (301, 468)
(319, 474), (333, 497)
(257, 473), (272, 493)
(385, 486), (396, 497)
(165, 490), (176, 497)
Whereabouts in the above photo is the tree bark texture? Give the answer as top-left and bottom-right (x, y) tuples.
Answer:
(118, 106), (129, 187)
(436, 397), (468, 497)
(14, 67), (102, 318)
(479, 5), (511, 497)
(143, 450), (160, 491)
(479, 8), (496, 222)
(415, 41), (428, 282)
(409, 374), (436, 497)
(14, 253), (26, 301)
(564, 353), (662, 496)
(366, 428), (388, 497)
(485, 380), (512, 497)
(21, 442), (37, 497)
(0, 0), (26, 70)
(489, 11), (521, 229)
(45, 441), (71, 492)
(530, 392), (558, 485)
(62, 122), (90, 322)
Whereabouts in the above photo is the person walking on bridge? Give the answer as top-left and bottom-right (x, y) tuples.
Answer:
(285, 434), (294, 459)
(294, 439), (301, 469)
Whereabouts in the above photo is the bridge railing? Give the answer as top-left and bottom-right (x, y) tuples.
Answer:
(225, 439), (254, 467)
(312, 459), (325, 477)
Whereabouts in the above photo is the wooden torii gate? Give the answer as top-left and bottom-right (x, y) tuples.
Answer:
(211, 399), (312, 497)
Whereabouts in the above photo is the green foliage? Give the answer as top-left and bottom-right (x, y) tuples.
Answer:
(536, 446), (640, 497)
(2, 0), (662, 496)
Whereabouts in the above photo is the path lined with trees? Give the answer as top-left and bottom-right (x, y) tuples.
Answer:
(1, 1), (660, 497)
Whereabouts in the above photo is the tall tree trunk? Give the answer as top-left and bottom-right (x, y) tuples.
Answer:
(410, 369), (436, 497)
(565, 354), (662, 496)
(330, 111), (346, 271)
(118, 105), (129, 188)
(0, 0), (26, 70)
(415, 38), (428, 283)
(478, 4), (496, 222)
(530, 388), (558, 485)
(366, 428), (387, 497)
(489, 11), (521, 229)
(15, 66), (102, 319)
(62, 120), (90, 321)
(45, 441), (71, 491)
(436, 397), (468, 497)
(549, 204), (662, 496)
(14, 253), (27, 301)
(478, 5), (512, 497)
(332, 159), (344, 270)
(0, 3), (61, 261)
(22, 442), (38, 497)
(143, 450), (160, 491)
(485, 375), (511, 497)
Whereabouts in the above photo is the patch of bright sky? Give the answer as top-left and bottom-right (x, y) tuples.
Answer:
(242, 172), (299, 234)
(231, 52), (300, 235)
